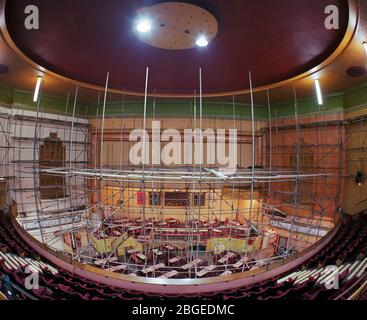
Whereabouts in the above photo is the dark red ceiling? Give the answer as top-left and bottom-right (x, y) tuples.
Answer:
(5, 0), (349, 95)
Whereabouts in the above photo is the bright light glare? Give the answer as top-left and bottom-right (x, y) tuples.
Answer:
(314, 79), (323, 106)
(136, 19), (152, 33)
(196, 36), (209, 47)
(33, 76), (42, 103)
(363, 42), (367, 54)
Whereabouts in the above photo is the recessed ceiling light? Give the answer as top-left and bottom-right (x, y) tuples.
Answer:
(136, 19), (152, 33)
(0, 64), (9, 74)
(346, 66), (367, 78)
(196, 35), (209, 47)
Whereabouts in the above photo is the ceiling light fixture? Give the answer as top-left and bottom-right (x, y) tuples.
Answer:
(314, 79), (323, 106)
(136, 19), (152, 33)
(33, 76), (43, 103)
(195, 35), (209, 47)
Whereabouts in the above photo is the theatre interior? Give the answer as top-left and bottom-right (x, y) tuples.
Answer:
(1, 0), (367, 301)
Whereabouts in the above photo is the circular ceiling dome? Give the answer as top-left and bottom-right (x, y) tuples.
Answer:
(4, 0), (350, 96)
(133, 2), (218, 50)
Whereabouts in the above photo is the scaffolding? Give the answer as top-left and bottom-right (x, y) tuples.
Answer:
(0, 69), (346, 280)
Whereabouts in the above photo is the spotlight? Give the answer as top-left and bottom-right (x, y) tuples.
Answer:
(363, 42), (367, 54)
(33, 76), (43, 103)
(195, 35), (209, 47)
(355, 171), (365, 187)
(314, 79), (323, 106)
(136, 19), (152, 33)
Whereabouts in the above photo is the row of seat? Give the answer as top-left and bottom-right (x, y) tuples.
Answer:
(1, 207), (367, 300)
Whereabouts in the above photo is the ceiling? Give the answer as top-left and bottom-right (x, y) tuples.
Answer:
(132, 2), (219, 50)
(0, 0), (366, 104)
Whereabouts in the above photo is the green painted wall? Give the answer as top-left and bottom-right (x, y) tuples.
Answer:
(343, 83), (367, 111)
(0, 85), (88, 117)
(12, 90), (89, 116)
(3, 80), (367, 119)
(87, 100), (269, 119)
(0, 85), (13, 105)
(272, 94), (344, 118)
